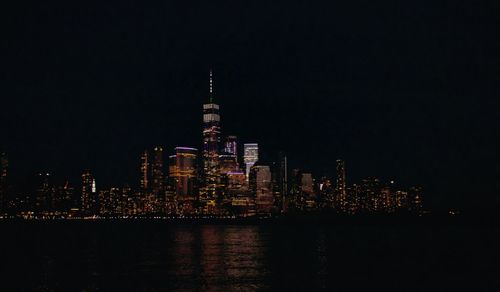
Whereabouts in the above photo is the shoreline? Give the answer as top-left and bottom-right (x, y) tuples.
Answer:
(0, 213), (496, 226)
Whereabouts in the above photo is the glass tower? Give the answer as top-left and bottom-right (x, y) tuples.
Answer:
(244, 143), (259, 181)
(202, 70), (221, 200)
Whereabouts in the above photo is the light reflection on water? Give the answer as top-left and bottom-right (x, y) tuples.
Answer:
(165, 226), (270, 290)
(3, 222), (494, 291)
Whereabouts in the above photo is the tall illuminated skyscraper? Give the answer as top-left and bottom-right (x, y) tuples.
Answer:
(244, 143), (259, 181)
(151, 146), (164, 194)
(81, 170), (97, 214)
(202, 70), (221, 199)
(140, 150), (149, 190)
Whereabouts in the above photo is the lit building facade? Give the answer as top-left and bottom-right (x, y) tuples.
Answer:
(81, 170), (97, 215)
(224, 135), (238, 156)
(318, 176), (333, 209)
(219, 135), (239, 174)
(301, 173), (314, 196)
(140, 150), (149, 190)
(249, 164), (273, 215)
(169, 147), (198, 201)
(226, 171), (247, 190)
(335, 159), (347, 211)
(244, 143), (259, 181)
(360, 177), (381, 213)
(99, 187), (121, 216)
(301, 173), (315, 209)
(219, 154), (239, 175)
(151, 146), (164, 195)
(202, 70), (221, 201)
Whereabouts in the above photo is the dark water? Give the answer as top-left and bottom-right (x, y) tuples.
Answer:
(1, 220), (498, 291)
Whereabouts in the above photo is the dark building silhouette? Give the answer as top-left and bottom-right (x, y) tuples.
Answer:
(278, 152), (288, 211)
(36, 173), (53, 212)
(0, 152), (8, 212)
(53, 181), (74, 213)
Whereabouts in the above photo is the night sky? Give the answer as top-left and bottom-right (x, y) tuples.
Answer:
(2, 1), (499, 211)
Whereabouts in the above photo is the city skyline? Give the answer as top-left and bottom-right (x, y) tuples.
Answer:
(0, 71), (427, 189)
(2, 2), (499, 213)
(0, 67), (494, 214)
(1, 2), (498, 290)
(0, 72), (425, 218)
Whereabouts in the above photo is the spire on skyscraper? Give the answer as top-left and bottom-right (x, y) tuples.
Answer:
(202, 68), (221, 203)
(209, 69), (214, 103)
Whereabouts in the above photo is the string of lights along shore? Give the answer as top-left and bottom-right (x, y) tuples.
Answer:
(0, 71), (424, 219)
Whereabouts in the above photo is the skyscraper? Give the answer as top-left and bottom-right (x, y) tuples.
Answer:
(53, 181), (74, 213)
(219, 135), (239, 174)
(140, 150), (149, 190)
(289, 168), (305, 210)
(99, 187), (121, 216)
(278, 152), (288, 209)
(301, 172), (316, 209)
(249, 164), (273, 214)
(81, 170), (97, 215)
(318, 176), (333, 209)
(202, 70), (221, 200)
(335, 159), (347, 211)
(36, 173), (52, 212)
(151, 146), (164, 195)
(408, 186), (423, 214)
(244, 143), (259, 181)
(219, 154), (239, 175)
(224, 135), (238, 156)
(301, 173), (314, 196)
(0, 153), (8, 212)
(169, 147), (198, 200)
(360, 177), (381, 213)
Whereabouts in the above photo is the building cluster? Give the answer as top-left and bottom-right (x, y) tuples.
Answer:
(0, 72), (423, 219)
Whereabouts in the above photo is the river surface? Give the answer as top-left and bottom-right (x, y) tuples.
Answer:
(1, 219), (497, 291)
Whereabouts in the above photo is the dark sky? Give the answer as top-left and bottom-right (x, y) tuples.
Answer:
(2, 1), (499, 211)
